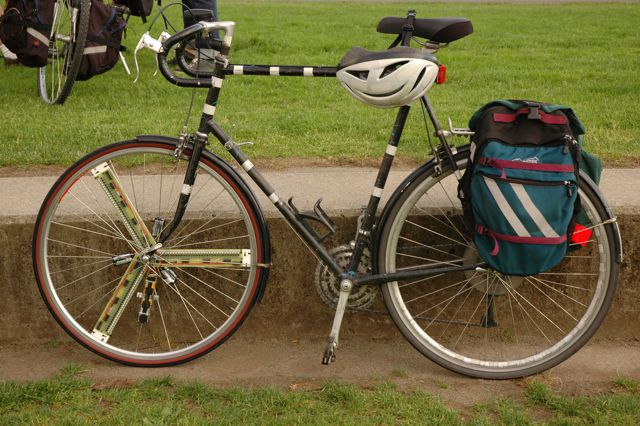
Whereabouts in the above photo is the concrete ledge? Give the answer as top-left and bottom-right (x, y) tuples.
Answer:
(1, 168), (639, 345)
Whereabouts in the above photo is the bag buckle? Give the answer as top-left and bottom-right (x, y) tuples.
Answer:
(526, 103), (541, 120)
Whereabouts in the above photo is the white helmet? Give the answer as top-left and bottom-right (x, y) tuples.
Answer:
(336, 47), (439, 108)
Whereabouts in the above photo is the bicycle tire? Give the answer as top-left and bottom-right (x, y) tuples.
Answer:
(37, 0), (90, 105)
(377, 146), (620, 379)
(33, 138), (270, 366)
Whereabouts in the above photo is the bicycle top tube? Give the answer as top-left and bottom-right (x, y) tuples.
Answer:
(153, 11), (472, 89)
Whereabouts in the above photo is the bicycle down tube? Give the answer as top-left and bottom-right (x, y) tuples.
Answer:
(157, 86), (479, 287)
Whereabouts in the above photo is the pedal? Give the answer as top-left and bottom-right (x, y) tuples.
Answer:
(138, 273), (158, 324)
(322, 337), (337, 365)
(288, 197), (336, 242)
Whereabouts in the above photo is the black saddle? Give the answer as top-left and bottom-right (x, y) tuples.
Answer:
(377, 17), (473, 43)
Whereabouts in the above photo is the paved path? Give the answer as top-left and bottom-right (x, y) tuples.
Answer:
(1, 338), (638, 405)
(1, 167), (639, 222)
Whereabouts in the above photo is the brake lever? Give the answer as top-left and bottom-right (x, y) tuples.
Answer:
(133, 32), (148, 83)
(133, 31), (170, 83)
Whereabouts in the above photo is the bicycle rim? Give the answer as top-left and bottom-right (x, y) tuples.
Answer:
(33, 141), (264, 366)
(38, 0), (89, 105)
(379, 151), (618, 378)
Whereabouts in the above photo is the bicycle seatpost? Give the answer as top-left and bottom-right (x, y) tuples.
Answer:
(401, 10), (417, 46)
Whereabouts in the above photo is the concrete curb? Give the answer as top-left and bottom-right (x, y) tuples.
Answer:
(1, 167), (638, 344)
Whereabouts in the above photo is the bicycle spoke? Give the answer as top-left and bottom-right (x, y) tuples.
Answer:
(404, 274), (474, 304)
(173, 275), (231, 319)
(56, 262), (115, 291)
(64, 275), (122, 306)
(155, 297), (172, 352)
(453, 282), (488, 349)
(167, 234), (249, 249)
(525, 278), (580, 322)
(405, 219), (467, 247)
(398, 235), (460, 260)
(399, 274), (444, 288)
(527, 276), (589, 308)
(48, 238), (114, 256)
(161, 277), (217, 331)
(49, 258), (112, 275)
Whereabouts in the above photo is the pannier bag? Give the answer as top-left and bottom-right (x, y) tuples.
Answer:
(77, 0), (126, 81)
(458, 100), (595, 276)
(0, 0), (53, 67)
(113, 0), (153, 22)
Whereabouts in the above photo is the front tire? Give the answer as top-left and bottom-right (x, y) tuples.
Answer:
(33, 139), (269, 366)
(377, 147), (620, 379)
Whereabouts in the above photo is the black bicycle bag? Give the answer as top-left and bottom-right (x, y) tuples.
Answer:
(76, 0), (126, 81)
(0, 0), (53, 67)
(113, 0), (153, 22)
(457, 100), (594, 276)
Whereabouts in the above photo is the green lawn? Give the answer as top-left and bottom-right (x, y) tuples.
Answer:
(1, 365), (639, 424)
(1, 2), (639, 167)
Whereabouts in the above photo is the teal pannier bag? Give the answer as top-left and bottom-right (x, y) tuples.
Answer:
(458, 100), (589, 276)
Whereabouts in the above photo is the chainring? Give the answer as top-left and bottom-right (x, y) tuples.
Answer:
(314, 244), (378, 310)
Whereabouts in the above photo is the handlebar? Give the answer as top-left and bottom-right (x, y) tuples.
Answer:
(138, 21), (236, 88)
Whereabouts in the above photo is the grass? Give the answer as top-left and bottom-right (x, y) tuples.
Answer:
(1, 2), (639, 168)
(1, 366), (639, 424)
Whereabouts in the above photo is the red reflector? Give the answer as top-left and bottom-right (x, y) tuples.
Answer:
(436, 64), (447, 84)
(571, 223), (591, 247)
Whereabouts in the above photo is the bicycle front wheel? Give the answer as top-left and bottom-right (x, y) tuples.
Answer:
(33, 139), (269, 366)
(37, 0), (89, 104)
(378, 146), (620, 379)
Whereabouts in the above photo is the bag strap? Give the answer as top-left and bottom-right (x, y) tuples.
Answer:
(493, 107), (568, 125)
(85, 34), (127, 51)
(476, 224), (567, 256)
(3, 13), (51, 32)
(478, 157), (576, 173)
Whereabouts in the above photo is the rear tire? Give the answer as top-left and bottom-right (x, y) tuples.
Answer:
(377, 146), (620, 379)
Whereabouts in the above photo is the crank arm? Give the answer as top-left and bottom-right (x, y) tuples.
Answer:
(91, 162), (155, 249)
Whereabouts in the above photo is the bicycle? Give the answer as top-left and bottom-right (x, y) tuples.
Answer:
(37, 0), (90, 104)
(38, 0), (141, 104)
(32, 11), (622, 379)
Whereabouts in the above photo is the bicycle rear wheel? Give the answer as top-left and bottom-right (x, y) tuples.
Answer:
(37, 0), (89, 104)
(377, 146), (620, 379)
(33, 139), (269, 366)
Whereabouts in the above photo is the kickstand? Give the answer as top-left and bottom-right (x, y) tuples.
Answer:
(322, 278), (352, 365)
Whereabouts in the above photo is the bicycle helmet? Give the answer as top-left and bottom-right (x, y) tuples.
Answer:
(337, 47), (439, 108)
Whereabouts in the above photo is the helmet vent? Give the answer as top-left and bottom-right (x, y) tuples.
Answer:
(346, 70), (369, 80)
(411, 67), (427, 92)
(381, 61), (409, 77)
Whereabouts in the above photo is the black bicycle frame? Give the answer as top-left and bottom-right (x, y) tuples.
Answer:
(158, 19), (477, 286)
